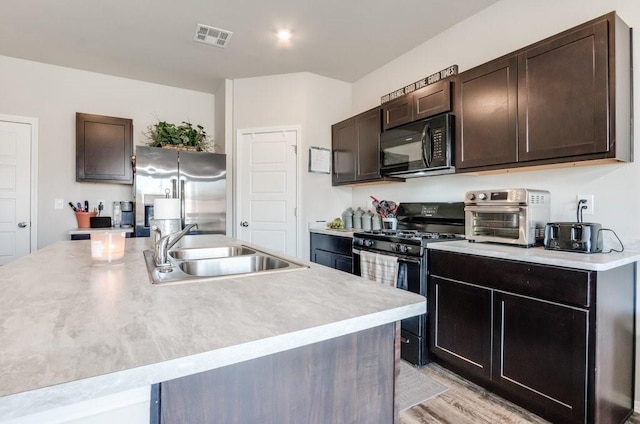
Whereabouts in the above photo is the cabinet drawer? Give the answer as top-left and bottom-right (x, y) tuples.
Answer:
(400, 330), (427, 367)
(430, 250), (593, 308)
(310, 233), (352, 256)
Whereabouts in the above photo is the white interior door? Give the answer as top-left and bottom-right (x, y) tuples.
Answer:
(0, 118), (34, 265)
(237, 128), (298, 256)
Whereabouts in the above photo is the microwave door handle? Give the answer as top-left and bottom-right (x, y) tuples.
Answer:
(421, 124), (430, 167)
(425, 124), (433, 167)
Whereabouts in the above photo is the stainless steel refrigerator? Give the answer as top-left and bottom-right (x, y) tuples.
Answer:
(134, 146), (226, 237)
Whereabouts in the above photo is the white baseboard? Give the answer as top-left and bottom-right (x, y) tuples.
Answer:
(635, 400), (640, 413)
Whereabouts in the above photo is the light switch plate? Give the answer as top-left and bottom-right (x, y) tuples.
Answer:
(54, 198), (63, 210)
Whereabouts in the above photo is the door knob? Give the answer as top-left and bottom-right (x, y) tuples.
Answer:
(240, 221), (249, 227)
(18, 222), (27, 228)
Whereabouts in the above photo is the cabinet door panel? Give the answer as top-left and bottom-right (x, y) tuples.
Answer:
(382, 97), (413, 130)
(356, 108), (381, 180)
(334, 254), (353, 273)
(494, 293), (587, 424)
(331, 118), (357, 184)
(76, 113), (133, 184)
(430, 277), (492, 380)
(312, 249), (334, 268)
(518, 21), (609, 161)
(456, 56), (518, 169)
(414, 80), (452, 121)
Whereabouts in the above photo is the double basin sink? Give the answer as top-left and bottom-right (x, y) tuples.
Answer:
(143, 244), (309, 285)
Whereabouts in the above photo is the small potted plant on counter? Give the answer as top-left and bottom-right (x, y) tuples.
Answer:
(144, 120), (215, 152)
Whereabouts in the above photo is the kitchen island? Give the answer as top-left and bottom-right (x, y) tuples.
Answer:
(0, 235), (425, 423)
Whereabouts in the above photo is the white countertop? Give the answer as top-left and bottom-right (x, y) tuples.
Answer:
(427, 240), (640, 271)
(310, 227), (356, 238)
(0, 235), (424, 419)
(68, 227), (134, 234)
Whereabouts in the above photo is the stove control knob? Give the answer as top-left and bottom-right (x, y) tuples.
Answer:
(364, 239), (375, 248)
(478, 192), (487, 200)
(399, 245), (409, 254)
(467, 193), (476, 201)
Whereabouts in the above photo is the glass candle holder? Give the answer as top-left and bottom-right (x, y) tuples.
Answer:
(90, 230), (126, 263)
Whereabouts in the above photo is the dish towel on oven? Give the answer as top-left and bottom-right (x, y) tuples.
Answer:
(360, 250), (399, 287)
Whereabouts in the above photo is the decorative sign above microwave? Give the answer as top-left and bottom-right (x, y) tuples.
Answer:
(380, 65), (458, 104)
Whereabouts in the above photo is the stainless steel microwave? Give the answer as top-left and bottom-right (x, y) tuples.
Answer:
(380, 113), (454, 177)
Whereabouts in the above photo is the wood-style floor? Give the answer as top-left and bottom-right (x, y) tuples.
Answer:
(399, 363), (640, 424)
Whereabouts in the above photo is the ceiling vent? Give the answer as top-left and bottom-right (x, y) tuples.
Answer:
(193, 24), (233, 48)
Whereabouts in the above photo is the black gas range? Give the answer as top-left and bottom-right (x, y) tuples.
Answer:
(352, 202), (465, 366)
(354, 229), (463, 255)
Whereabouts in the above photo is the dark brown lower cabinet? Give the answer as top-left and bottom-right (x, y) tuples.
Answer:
(310, 232), (353, 273)
(495, 292), (588, 424)
(154, 323), (397, 424)
(429, 250), (635, 424)
(431, 276), (492, 380)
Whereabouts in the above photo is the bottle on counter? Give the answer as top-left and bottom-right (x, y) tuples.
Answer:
(362, 210), (373, 231)
(112, 201), (122, 227)
(353, 207), (364, 230)
(342, 207), (354, 229)
(371, 211), (382, 231)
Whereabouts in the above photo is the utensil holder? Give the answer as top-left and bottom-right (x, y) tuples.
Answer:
(75, 212), (97, 229)
(382, 217), (397, 231)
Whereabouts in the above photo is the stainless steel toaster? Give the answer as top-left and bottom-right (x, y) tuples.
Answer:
(543, 222), (603, 253)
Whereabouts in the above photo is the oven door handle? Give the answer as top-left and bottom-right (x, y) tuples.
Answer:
(465, 205), (523, 213)
(352, 248), (421, 264)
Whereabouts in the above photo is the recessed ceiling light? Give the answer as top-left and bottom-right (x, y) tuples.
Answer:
(277, 29), (292, 41)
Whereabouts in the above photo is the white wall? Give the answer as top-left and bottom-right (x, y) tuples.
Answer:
(232, 72), (353, 259)
(350, 0), (640, 406)
(0, 56), (215, 248)
(351, 0), (640, 250)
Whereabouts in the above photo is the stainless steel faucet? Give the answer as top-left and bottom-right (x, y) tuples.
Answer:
(154, 223), (198, 266)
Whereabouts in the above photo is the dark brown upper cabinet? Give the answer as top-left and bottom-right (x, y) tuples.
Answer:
(76, 113), (133, 184)
(331, 116), (357, 184)
(455, 12), (631, 173)
(382, 80), (452, 130)
(456, 56), (518, 169)
(331, 107), (403, 186)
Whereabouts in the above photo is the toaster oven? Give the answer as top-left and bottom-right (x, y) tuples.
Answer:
(464, 189), (550, 247)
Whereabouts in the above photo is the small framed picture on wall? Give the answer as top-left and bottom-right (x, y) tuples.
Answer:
(308, 146), (331, 174)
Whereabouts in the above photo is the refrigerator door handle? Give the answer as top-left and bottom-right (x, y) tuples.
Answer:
(180, 179), (186, 228)
(171, 179), (177, 199)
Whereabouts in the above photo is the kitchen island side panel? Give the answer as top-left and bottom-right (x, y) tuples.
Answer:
(159, 323), (396, 424)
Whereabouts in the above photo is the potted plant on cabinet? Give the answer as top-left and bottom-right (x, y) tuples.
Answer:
(144, 120), (215, 152)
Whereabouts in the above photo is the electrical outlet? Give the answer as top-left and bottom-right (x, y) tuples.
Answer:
(54, 198), (63, 210)
(577, 194), (594, 215)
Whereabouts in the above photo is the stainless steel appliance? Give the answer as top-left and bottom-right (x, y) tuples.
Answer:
(134, 146), (226, 237)
(544, 222), (603, 253)
(464, 188), (550, 247)
(119, 201), (134, 227)
(352, 202), (465, 366)
(380, 113), (454, 178)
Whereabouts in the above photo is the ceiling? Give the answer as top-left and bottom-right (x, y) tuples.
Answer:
(0, 0), (500, 93)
